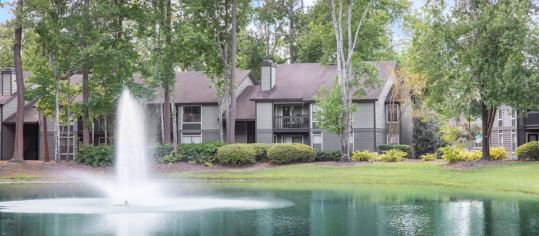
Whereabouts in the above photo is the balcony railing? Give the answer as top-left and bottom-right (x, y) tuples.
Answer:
(274, 116), (310, 129)
(523, 112), (539, 127)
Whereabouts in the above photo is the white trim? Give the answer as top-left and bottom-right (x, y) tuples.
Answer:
(511, 130), (517, 153)
(309, 103), (313, 129)
(498, 130), (503, 147)
(349, 131), (354, 150)
(498, 109), (503, 127)
(385, 103), (399, 123)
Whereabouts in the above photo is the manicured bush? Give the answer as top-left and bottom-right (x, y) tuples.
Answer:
(315, 150), (342, 161)
(420, 153), (437, 161)
(459, 150), (482, 161)
(515, 141), (539, 160)
(351, 150), (379, 162)
(76, 145), (114, 167)
(153, 143), (174, 160)
(490, 146), (508, 160)
(217, 144), (257, 165)
(250, 144), (273, 162)
(378, 144), (413, 158)
(379, 149), (407, 162)
(178, 141), (225, 166)
(268, 144), (316, 164)
(438, 146), (463, 163)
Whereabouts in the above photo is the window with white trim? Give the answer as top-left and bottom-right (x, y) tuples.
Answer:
(183, 106), (201, 123)
(387, 134), (400, 144)
(313, 134), (322, 145)
(349, 133), (354, 150)
(511, 109), (517, 126)
(386, 104), (399, 123)
(498, 109), (503, 127)
(182, 134), (202, 144)
(498, 130), (503, 147)
(511, 130), (517, 152)
(312, 105), (320, 129)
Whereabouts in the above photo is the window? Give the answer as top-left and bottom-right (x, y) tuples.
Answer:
(183, 106), (201, 123)
(283, 136), (303, 144)
(349, 133), (354, 150)
(498, 109), (503, 127)
(498, 130), (503, 147)
(386, 104), (399, 123)
(511, 110), (517, 126)
(511, 130), (517, 152)
(182, 134), (202, 144)
(312, 105), (320, 129)
(313, 134), (322, 145)
(59, 125), (76, 160)
(387, 134), (400, 144)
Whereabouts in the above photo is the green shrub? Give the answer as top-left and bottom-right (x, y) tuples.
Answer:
(216, 144), (257, 165)
(438, 146), (464, 163)
(315, 150), (342, 161)
(76, 145), (114, 167)
(268, 144), (316, 164)
(490, 146), (508, 160)
(515, 141), (539, 160)
(178, 141), (225, 166)
(379, 149), (406, 162)
(378, 144), (413, 158)
(459, 150), (482, 161)
(420, 153), (437, 161)
(153, 143), (174, 160)
(161, 150), (183, 163)
(351, 150), (379, 161)
(250, 144), (273, 162)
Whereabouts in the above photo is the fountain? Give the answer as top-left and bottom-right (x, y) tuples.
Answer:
(0, 89), (289, 214)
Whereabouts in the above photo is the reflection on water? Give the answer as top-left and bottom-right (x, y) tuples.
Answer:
(1, 183), (539, 236)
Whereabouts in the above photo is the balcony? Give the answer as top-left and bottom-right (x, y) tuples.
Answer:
(523, 112), (539, 127)
(273, 116), (310, 130)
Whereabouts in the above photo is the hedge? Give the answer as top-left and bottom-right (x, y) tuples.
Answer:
(516, 141), (539, 160)
(268, 144), (316, 164)
(216, 144), (257, 165)
(250, 144), (273, 162)
(76, 145), (114, 167)
(315, 150), (341, 161)
(178, 141), (225, 165)
(378, 144), (413, 158)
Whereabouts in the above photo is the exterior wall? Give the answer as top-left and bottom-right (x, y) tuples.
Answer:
(400, 104), (413, 146)
(375, 79), (393, 148)
(322, 132), (340, 150)
(354, 128), (375, 151)
(2, 97), (17, 121)
(1, 124), (13, 160)
(2, 73), (12, 96)
(256, 102), (273, 143)
(353, 103), (374, 128)
(490, 105), (517, 159)
(177, 104), (221, 144)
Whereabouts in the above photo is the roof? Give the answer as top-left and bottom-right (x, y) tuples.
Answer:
(236, 85), (258, 120)
(4, 101), (39, 124)
(147, 70), (254, 104)
(252, 61), (397, 102)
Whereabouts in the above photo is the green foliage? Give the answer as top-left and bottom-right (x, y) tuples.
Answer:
(379, 149), (406, 162)
(153, 143), (174, 160)
(490, 147), (508, 161)
(438, 146), (464, 163)
(420, 153), (437, 161)
(161, 150), (183, 164)
(268, 144), (316, 164)
(250, 144), (273, 162)
(515, 141), (539, 161)
(178, 141), (225, 166)
(314, 82), (348, 134)
(378, 144), (413, 158)
(315, 150), (342, 162)
(412, 112), (446, 157)
(351, 150), (379, 162)
(76, 145), (114, 167)
(217, 144), (257, 166)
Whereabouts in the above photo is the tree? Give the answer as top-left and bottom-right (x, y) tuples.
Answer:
(11, 0), (24, 161)
(412, 109), (445, 157)
(228, 0), (237, 144)
(408, 1), (539, 160)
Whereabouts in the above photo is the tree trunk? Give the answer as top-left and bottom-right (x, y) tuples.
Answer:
(161, 0), (173, 144)
(82, 0), (91, 146)
(227, 0), (237, 144)
(162, 86), (171, 143)
(481, 102), (494, 161)
(39, 110), (49, 162)
(289, 2), (296, 63)
(11, 0), (24, 162)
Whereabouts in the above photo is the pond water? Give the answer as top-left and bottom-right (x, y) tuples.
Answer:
(0, 182), (538, 236)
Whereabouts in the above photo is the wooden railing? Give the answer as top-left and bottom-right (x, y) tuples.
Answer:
(274, 116), (310, 129)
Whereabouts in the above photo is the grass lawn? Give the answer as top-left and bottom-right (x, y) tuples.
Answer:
(169, 161), (539, 197)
